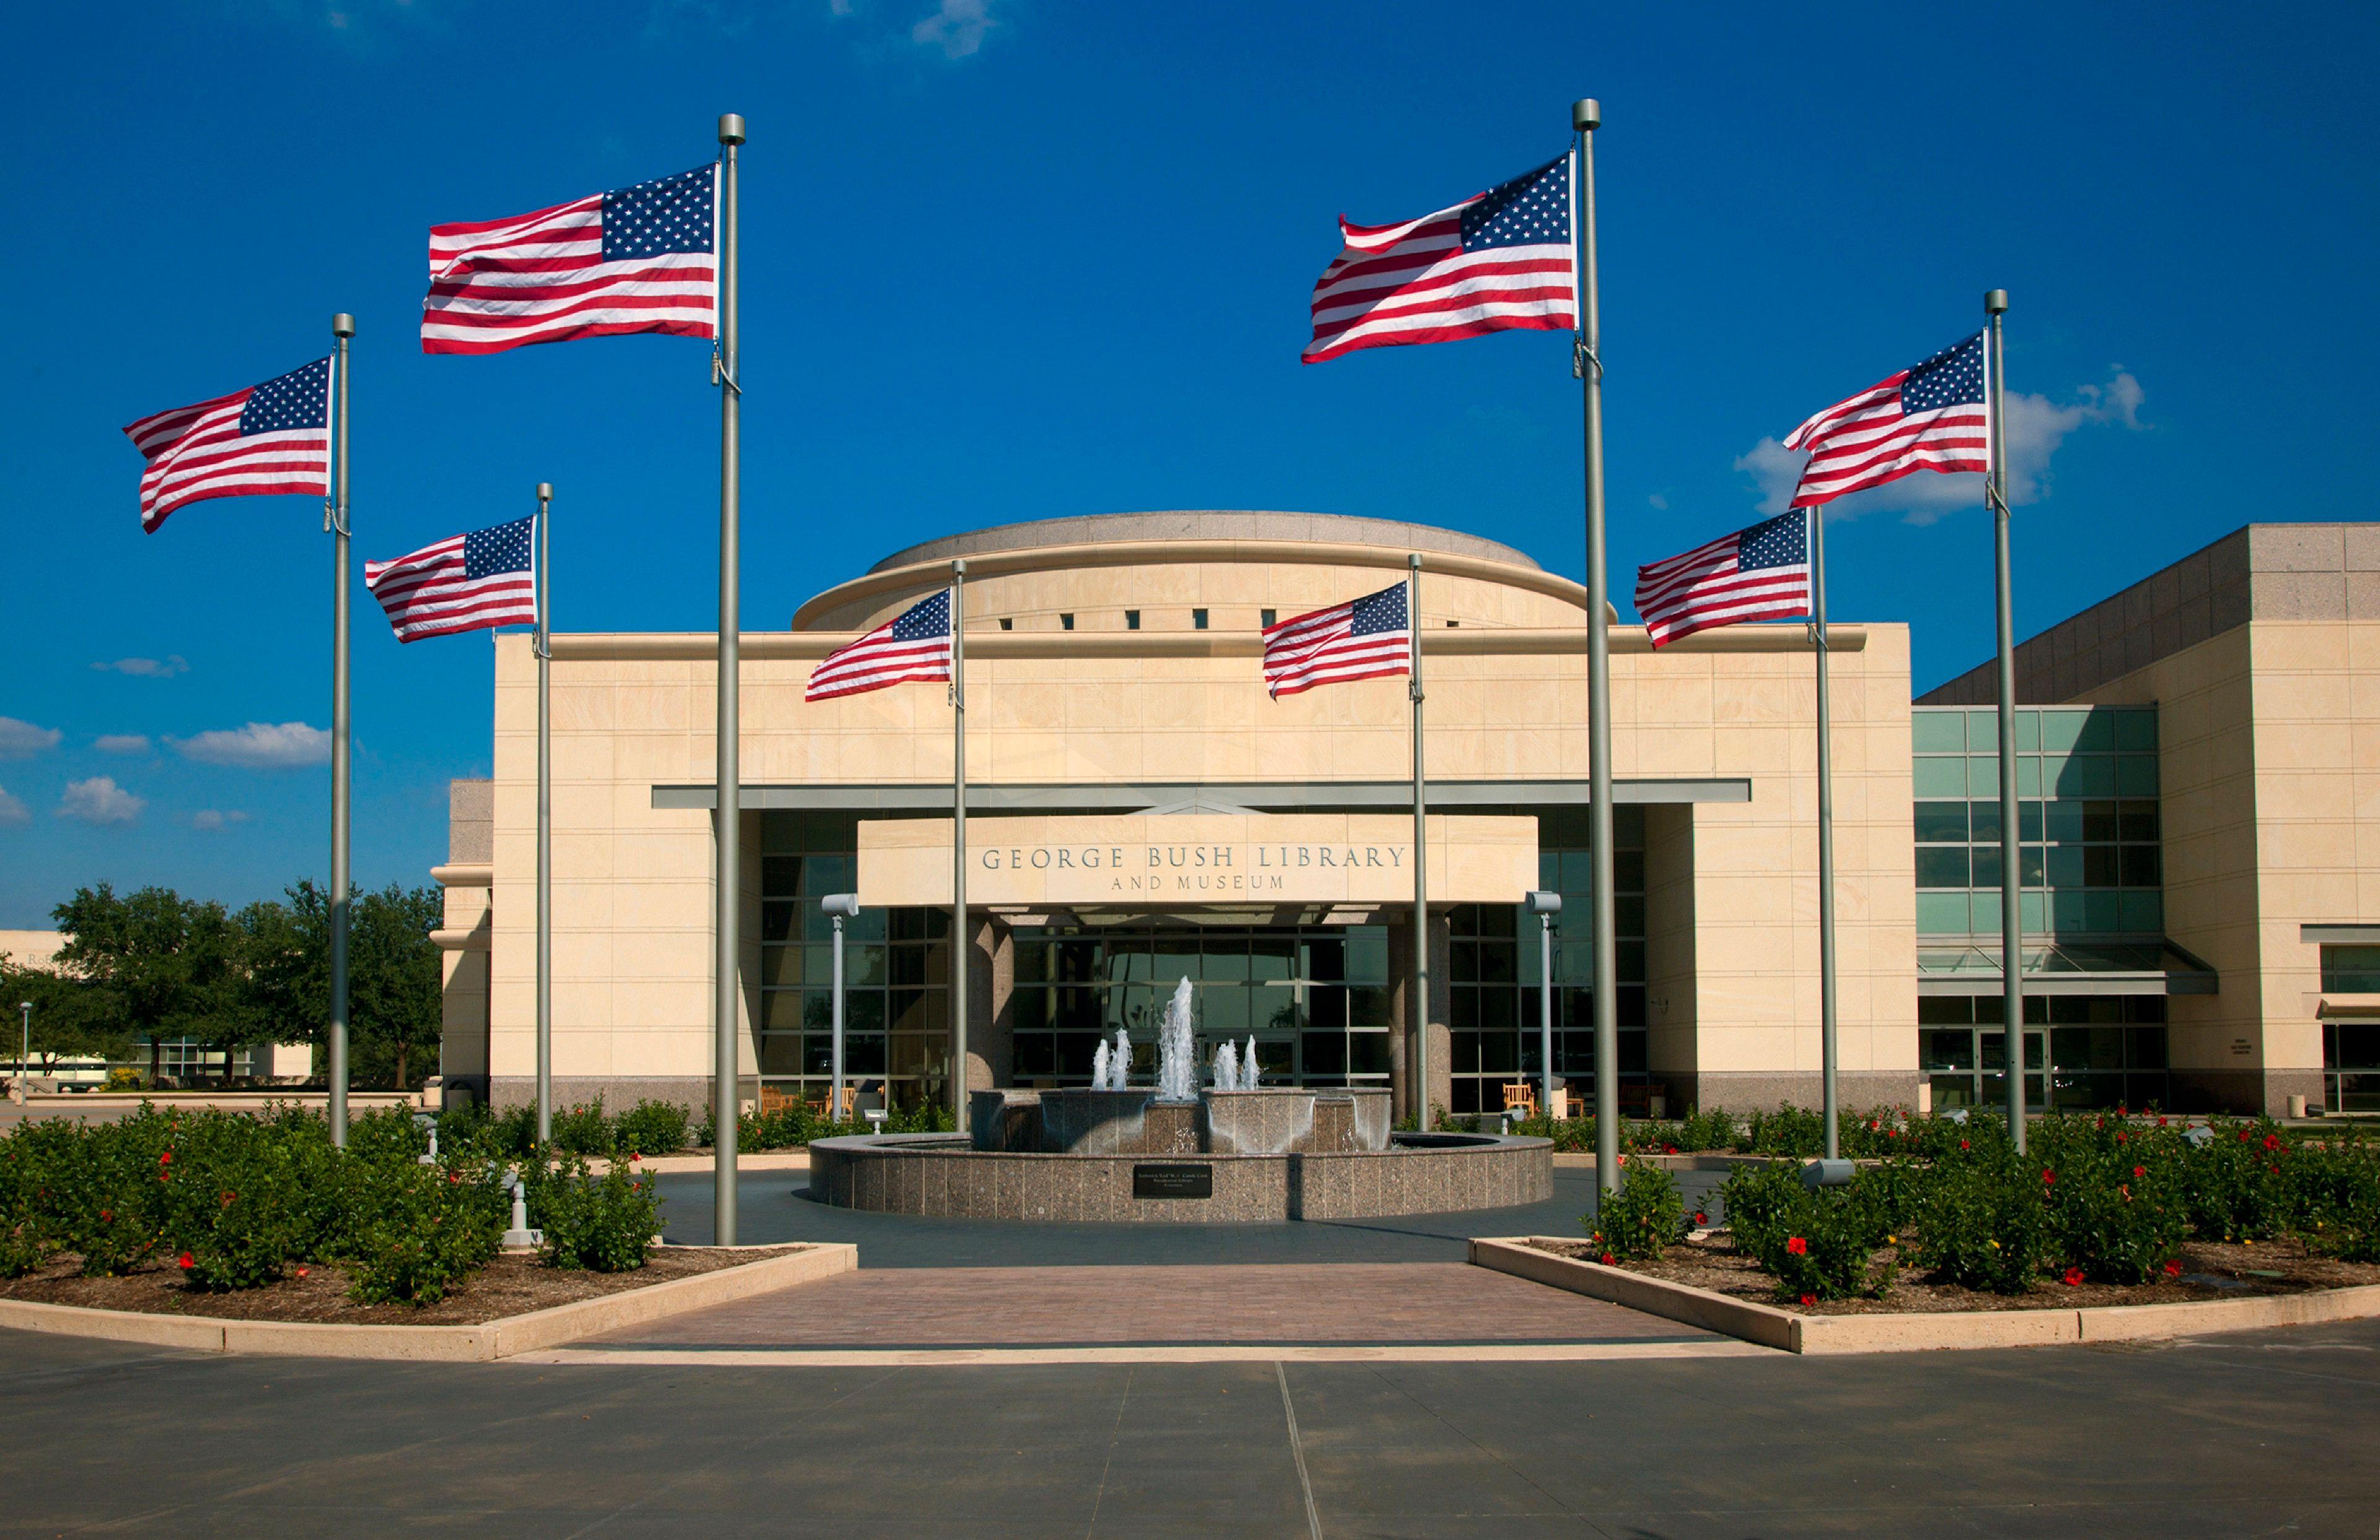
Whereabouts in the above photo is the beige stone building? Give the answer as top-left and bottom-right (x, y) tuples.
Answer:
(431, 511), (2378, 1122)
(1922, 522), (2380, 1117)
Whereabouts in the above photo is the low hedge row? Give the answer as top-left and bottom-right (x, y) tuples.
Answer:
(434, 1093), (959, 1159)
(1587, 1112), (2380, 1303)
(0, 1104), (661, 1306)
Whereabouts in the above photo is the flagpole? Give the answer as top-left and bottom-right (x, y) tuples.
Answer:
(328, 312), (353, 1147)
(1572, 99), (1619, 1194)
(1986, 287), (2024, 1155)
(712, 113), (744, 1245)
(1408, 553), (1428, 1128)
(950, 562), (968, 1125)
(1812, 506), (1840, 1160)
(535, 481), (554, 1146)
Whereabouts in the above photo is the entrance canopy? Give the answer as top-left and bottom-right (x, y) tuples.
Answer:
(857, 813), (1536, 925)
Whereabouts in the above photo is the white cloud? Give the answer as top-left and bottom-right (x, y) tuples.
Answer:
(0, 718), (61, 760)
(94, 734), (151, 756)
(58, 777), (144, 827)
(0, 787), (27, 828)
(172, 721), (330, 769)
(1735, 368), (2147, 524)
(912, 0), (991, 57)
(91, 656), (189, 678)
(189, 809), (251, 832)
(1647, 492), (1669, 511)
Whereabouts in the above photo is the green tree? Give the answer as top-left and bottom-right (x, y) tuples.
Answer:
(351, 884), (443, 1090)
(0, 953), (130, 1074)
(52, 884), (240, 1085)
(229, 880), (443, 1089)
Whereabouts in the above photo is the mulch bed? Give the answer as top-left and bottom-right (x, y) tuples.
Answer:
(1529, 1234), (2380, 1316)
(0, 1245), (806, 1327)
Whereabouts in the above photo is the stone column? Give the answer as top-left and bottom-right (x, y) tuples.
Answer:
(964, 913), (1003, 1095)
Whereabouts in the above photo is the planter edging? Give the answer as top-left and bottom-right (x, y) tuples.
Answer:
(1468, 1237), (2380, 1355)
(0, 1243), (857, 1362)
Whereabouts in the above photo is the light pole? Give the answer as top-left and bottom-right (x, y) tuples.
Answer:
(17, 1001), (29, 1091)
(1524, 892), (1561, 1122)
(821, 893), (859, 1120)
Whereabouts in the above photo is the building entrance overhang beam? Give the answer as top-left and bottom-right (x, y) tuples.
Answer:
(651, 777), (1750, 812)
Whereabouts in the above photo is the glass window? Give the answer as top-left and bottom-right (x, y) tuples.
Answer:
(1912, 711), (1969, 753)
(2322, 946), (2380, 994)
(1916, 847), (1970, 889)
(1915, 802), (1968, 843)
(1914, 758), (1967, 799)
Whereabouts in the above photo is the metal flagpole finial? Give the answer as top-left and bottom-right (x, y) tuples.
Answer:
(718, 113), (746, 145)
(536, 482), (553, 503)
(1572, 99), (1600, 131)
(332, 313), (356, 338)
(1985, 289), (2009, 315)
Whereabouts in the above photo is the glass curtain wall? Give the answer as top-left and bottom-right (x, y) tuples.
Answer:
(758, 812), (951, 1112)
(1449, 805), (1647, 1114)
(1007, 923), (1391, 1088)
(1913, 705), (2167, 1111)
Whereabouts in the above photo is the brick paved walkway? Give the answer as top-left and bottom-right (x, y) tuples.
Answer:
(580, 1262), (1717, 1350)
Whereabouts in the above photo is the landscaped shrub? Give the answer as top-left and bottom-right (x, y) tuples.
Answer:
(1587, 1156), (1685, 1261)
(2180, 1117), (2295, 1242)
(613, 1099), (692, 1158)
(343, 1159), (508, 1306)
(0, 1118), (76, 1277)
(344, 1105), (431, 1164)
(56, 1107), (179, 1276)
(1904, 1145), (2049, 1293)
(2285, 1138), (2380, 1263)
(1674, 1107), (1737, 1153)
(527, 1156), (659, 1273)
(157, 1111), (312, 1291)
(550, 1099), (615, 1158)
(1719, 1161), (1901, 1301)
(1737, 1106), (1827, 1158)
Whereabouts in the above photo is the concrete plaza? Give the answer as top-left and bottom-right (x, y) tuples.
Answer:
(4, 1316), (2376, 1537)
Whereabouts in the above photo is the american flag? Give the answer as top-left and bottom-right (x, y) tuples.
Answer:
(121, 358), (330, 534)
(1304, 154), (1577, 364)
(807, 589), (954, 702)
(1634, 512), (1812, 649)
(1783, 331), (1991, 507)
(423, 164), (718, 355)
(1263, 582), (1411, 697)
(364, 516), (539, 643)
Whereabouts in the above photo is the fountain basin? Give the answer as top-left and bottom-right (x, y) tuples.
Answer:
(807, 1128), (1552, 1223)
(969, 1086), (1394, 1156)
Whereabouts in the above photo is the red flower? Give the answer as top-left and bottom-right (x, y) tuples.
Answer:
(2042, 1169), (2056, 1184)
(1692, 1211), (1708, 1226)
(447, 1171), (461, 1184)
(2157, 1116), (2169, 1127)
(176, 1251), (194, 1270)
(99, 1208), (111, 1222)
(220, 1191), (236, 1207)
(296, 1267), (309, 1278)
(630, 1152), (642, 1163)
(1786, 1236), (1809, 1256)
(1799, 1293), (1817, 1306)
(2262, 1133), (2281, 1151)
(1599, 1252), (1616, 1267)
(2163, 1259), (2183, 1277)
(2271, 1164), (2281, 1175)
(2063, 1267), (2084, 1287)
(2117, 1104), (2129, 1118)
(2238, 1129), (2252, 1143)
(1664, 1144), (1678, 1155)
(2117, 1132), (2128, 1145)
(2133, 1165), (2146, 1179)
(159, 1151), (173, 1166)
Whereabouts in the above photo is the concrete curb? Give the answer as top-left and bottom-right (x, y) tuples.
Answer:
(0, 1243), (857, 1362)
(1468, 1237), (2380, 1355)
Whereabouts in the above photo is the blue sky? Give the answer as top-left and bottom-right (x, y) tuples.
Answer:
(2, 0), (2374, 928)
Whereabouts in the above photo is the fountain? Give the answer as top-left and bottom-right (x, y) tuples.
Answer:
(816, 972), (1551, 1223)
